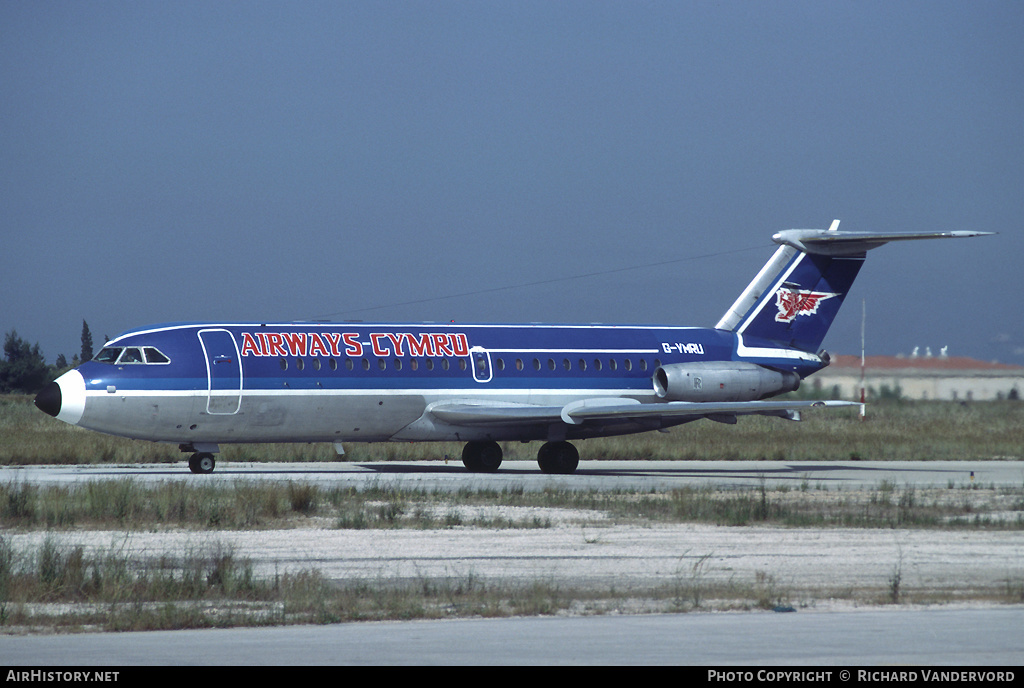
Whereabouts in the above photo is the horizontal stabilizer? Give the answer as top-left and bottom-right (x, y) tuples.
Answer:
(716, 222), (994, 351)
(772, 228), (995, 257)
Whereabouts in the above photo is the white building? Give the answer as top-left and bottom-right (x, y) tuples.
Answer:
(806, 354), (1024, 401)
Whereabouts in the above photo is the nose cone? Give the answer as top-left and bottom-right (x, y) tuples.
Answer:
(33, 369), (86, 425)
(35, 381), (62, 417)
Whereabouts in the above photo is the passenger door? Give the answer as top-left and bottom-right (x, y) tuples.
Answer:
(470, 346), (493, 383)
(199, 329), (242, 414)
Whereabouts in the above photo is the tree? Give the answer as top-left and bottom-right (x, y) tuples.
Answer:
(0, 330), (50, 394)
(81, 320), (94, 363)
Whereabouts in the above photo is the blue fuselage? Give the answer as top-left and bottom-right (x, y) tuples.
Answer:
(65, 321), (824, 446)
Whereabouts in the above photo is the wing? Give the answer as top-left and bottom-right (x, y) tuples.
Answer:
(427, 397), (858, 428)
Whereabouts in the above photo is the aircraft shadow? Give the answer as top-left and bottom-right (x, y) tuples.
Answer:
(52, 461), (966, 482)
(357, 461), (966, 479)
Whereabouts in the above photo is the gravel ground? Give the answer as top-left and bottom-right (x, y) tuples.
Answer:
(8, 509), (1024, 606)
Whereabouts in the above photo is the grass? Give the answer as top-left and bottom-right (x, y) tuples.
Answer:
(2, 394), (1022, 632)
(3, 395), (1023, 465)
(3, 478), (1023, 532)
(0, 534), (760, 631)
(0, 534), (350, 630)
(1, 480), (1021, 632)
(4, 479), (1019, 634)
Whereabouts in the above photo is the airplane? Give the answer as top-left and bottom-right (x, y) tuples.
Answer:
(34, 221), (990, 474)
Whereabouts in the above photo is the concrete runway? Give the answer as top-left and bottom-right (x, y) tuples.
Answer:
(2, 607), (1022, 665)
(3, 459), (1022, 490)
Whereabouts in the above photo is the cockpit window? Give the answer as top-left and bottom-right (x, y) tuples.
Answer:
(119, 348), (144, 364)
(144, 348), (170, 364)
(94, 347), (122, 363)
(93, 346), (171, 365)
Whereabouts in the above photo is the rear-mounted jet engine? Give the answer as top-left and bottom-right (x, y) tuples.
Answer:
(653, 361), (800, 402)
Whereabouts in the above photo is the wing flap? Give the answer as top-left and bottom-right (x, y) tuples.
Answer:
(561, 398), (857, 424)
(428, 400), (564, 426)
(427, 398), (858, 428)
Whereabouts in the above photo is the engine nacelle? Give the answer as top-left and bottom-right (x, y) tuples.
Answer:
(652, 361), (799, 402)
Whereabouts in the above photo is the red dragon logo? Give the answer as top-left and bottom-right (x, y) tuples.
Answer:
(774, 288), (839, 323)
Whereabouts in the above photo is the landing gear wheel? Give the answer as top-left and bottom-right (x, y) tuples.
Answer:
(188, 452), (216, 474)
(462, 440), (503, 472)
(537, 441), (579, 474)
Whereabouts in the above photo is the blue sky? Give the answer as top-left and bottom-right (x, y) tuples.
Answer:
(2, 1), (1022, 364)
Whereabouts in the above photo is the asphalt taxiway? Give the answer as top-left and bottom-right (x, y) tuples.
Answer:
(3, 459), (1021, 491)
(2, 607), (1022, 665)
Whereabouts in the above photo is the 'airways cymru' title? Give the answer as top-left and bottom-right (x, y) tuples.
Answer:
(240, 331), (471, 359)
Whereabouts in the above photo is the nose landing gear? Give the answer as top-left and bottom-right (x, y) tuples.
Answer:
(188, 452), (216, 474)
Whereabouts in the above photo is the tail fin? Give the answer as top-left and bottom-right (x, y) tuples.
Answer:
(715, 220), (992, 353)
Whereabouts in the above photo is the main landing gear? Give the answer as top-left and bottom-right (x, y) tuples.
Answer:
(536, 441), (580, 474)
(188, 452), (216, 474)
(461, 440), (580, 475)
(461, 441), (503, 472)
